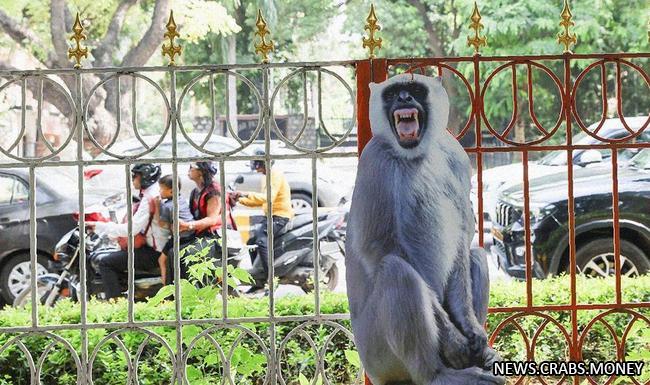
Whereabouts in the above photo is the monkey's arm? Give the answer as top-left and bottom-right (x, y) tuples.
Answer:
(444, 256), (501, 369)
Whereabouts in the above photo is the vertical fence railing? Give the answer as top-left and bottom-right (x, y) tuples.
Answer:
(355, 51), (650, 385)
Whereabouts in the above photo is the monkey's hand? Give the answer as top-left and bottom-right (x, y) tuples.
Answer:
(464, 326), (503, 370)
(440, 324), (472, 369)
(480, 346), (503, 371)
(464, 326), (489, 364)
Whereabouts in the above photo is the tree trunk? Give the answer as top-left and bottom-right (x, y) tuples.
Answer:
(226, 34), (238, 138)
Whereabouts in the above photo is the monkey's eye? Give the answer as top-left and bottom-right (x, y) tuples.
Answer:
(411, 86), (427, 100)
(384, 91), (396, 101)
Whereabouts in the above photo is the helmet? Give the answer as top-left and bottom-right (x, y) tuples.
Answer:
(250, 148), (274, 171)
(131, 163), (161, 189)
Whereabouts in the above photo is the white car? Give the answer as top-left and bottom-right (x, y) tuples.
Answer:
(471, 117), (650, 232)
(83, 134), (350, 212)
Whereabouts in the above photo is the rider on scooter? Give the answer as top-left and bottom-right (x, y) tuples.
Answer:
(86, 163), (168, 300)
(232, 148), (294, 293)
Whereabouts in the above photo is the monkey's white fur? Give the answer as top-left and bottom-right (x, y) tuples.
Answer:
(346, 73), (503, 385)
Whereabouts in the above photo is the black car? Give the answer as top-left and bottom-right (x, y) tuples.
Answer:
(0, 168), (97, 303)
(490, 149), (650, 279)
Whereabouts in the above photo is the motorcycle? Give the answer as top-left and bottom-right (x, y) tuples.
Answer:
(14, 179), (249, 307)
(240, 180), (348, 293)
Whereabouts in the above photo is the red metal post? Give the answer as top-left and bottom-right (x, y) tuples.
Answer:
(356, 58), (388, 385)
(357, 59), (388, 155)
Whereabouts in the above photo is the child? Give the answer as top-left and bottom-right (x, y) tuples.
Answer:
(155, 174), (195, 285)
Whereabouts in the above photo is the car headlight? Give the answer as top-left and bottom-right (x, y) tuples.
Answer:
(515, 246), (526, 257)
(529, 204), (556, 224)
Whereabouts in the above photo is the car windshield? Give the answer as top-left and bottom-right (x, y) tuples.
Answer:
(630, 149), (650, 169)
(538, 128), (645, 166)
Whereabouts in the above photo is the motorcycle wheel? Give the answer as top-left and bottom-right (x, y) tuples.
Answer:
(13, 280), (60, 308)
(324, 264), (339, 291)
(300, 263), (339, 293)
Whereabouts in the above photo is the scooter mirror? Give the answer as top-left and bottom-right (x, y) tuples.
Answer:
(235, 175), (244, 184)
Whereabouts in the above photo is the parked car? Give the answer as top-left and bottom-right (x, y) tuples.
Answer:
(490, 148), (650, 279)
(471, 117), (650, 232)
(84, 134), (349, 212)
(0, 167), (108, 303)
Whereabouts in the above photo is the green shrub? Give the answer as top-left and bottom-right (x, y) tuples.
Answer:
(0, 275), (648, 385)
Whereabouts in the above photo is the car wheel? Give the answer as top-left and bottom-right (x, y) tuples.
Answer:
(0, 254), (49, 304)
(291, 193), (313, 213)
(575, 238), (649, 278)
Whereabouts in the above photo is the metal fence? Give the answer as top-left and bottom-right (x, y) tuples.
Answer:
(0, 3), (648, 385)
(358, 52), (650, 383)
(0, 57), (362, 384)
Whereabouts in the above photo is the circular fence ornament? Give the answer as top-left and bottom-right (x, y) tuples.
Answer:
(176, 69), (263, 156)
(269, 67), (356, 154)
(182, 324), (270, 385)
(0, 75), (77, 162)
(489, 312), (572, 385)
(481, 61), (565, 146)
(578, 309), (650, 385)
(277, 321), (362, 385)
(571, 59), (650, 143)
(0, 331), (82, 384)
(83, 72), (172, 159)
(88, 327), (176, 385)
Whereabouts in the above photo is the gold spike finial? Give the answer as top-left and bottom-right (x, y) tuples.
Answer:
(254, 9), (275, 64)
(362, 3), (382, 59)
(68, 13), (88, 69)
(162, 10), (182, 66)
(557, 0), (577, 53)
(466, 2), (487, 55)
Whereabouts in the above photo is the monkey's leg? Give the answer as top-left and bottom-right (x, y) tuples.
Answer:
(368, 255), (503, 385)
(445, 248), (502, 370)
(470, 247), (490, 325)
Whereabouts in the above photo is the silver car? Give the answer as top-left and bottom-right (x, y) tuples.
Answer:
(84, 134), (348, 211)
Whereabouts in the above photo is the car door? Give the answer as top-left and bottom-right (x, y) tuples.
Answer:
(0, 173), (29, 251)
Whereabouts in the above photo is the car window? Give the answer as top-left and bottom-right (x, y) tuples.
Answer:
(630, 149), (650, 169)
(0, 175), (28, 205)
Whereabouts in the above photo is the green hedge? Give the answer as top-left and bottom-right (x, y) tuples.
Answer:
(0, 275), (648, 385)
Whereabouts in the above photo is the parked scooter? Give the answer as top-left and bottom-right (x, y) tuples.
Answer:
(14, 179), (248, 307)
(237, 176), (347, 293)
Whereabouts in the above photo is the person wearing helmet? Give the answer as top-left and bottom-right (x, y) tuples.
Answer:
(86, 163), (167, 300)
(165, 161), (235, 283)
(233, 148), (294, 292)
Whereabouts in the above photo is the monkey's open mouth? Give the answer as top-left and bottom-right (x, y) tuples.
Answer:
(393, 108), (420, 141)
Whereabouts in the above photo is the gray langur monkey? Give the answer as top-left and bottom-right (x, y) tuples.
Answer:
(345, 73), (504, 385)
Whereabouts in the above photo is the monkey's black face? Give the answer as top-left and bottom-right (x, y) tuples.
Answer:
(382, 82), (429, 148)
